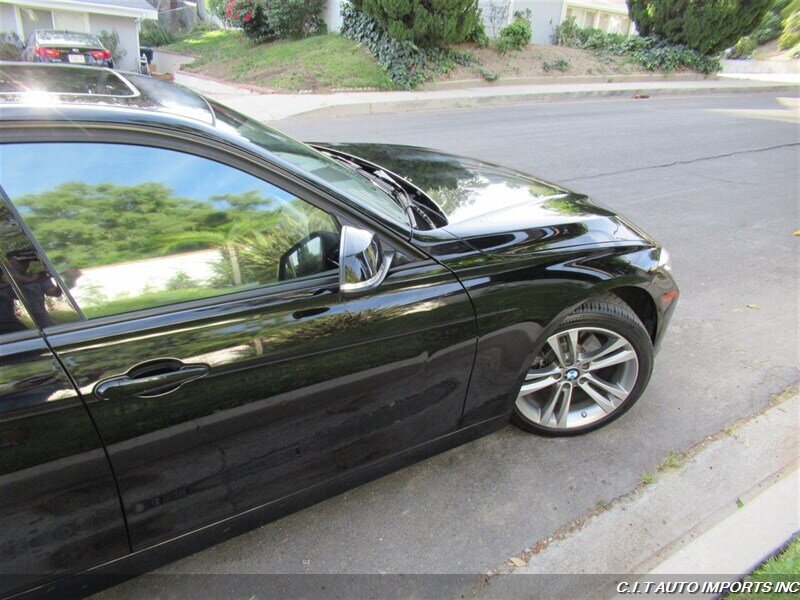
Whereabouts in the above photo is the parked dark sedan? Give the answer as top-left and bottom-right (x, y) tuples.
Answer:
(0, 63), (678, 598)
(22, 30), (113, 68)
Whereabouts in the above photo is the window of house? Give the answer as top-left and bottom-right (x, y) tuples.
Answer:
(0, 143), (340, 321)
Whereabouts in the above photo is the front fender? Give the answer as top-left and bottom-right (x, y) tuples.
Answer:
(441, 244), (677, 427)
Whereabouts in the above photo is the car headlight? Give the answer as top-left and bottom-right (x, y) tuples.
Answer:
(657, 247), (672, 271)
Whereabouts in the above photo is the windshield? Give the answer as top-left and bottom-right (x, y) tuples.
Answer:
(209, 101), (410, 226)
(37, 31), (103, 47)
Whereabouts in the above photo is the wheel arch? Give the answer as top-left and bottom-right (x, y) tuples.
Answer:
(605, 285), (658, 343)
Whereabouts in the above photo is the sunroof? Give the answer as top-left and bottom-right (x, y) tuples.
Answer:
(0, 64), (138, 97)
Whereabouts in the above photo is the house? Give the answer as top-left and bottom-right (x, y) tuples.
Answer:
(0, 0), (157, 71)
(322, 0), (633, 45)
(476, 0), (634, 44)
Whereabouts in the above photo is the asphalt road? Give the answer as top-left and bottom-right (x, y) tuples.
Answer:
(98, 92), (799, 598)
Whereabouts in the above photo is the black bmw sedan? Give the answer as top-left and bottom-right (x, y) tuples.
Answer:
(0, 63), (678, 598)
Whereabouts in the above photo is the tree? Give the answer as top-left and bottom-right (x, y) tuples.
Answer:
(351, 0), (480, 47)
(626, 0), (774, 54)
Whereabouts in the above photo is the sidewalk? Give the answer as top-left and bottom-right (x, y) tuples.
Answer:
(185, 77), (800, 121)
(462, 390), (799, 599)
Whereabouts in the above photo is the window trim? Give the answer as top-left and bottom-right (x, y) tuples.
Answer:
(0, 258), (41, 344)
(0, 125), (427, 334)
(0, 185), (85, 322)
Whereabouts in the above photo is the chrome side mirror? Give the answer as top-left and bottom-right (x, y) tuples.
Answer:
(339, 226), (392, 296)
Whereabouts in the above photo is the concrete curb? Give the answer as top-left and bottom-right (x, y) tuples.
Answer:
(422, 72), (710, 91)
(202, 81), (799, 122)
(462, 391), (799, 599)
(293, 83), (799, 120)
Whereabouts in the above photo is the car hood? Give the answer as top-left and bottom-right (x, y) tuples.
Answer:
(313, 143), (652, 257)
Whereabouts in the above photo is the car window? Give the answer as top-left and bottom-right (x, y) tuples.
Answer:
(36, 31), (103, 46)
(0, 143), (339, 321)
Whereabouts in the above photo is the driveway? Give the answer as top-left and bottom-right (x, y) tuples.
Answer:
(97, 92), (799, 597)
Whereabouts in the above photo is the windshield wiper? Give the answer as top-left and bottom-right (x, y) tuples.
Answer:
(318, 149), (440, 229)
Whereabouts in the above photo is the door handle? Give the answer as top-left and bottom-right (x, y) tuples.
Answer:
(94, 363), (210, 401)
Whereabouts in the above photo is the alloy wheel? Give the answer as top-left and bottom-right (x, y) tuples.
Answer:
(514, 326), (640, 430)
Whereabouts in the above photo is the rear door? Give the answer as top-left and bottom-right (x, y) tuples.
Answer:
(0, 131), (477, 551)
(0, 205), (127, 597)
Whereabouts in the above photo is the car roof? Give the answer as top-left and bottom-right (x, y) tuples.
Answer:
(0, 62), (215, 125)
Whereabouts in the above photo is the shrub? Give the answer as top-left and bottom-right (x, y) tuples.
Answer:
(731, 0), (789, 53)
(755, 0), (787, 42)
(97, 30), (126, 64)
(731, 35), (758, 56)
(139, 20), (176, 47)
(553, 18), (720, 73)
(626, 0), (774, 55)
(469, 19), (490, 48)
(340, 2), (474, 88)
(496, 10), (532, 52)
(543, 57), (570, 71)
(350, 0), (480, 47)
(552, 14), (581, 46)
(780, 0), (800, 49)
(207, 0), (227, 20)
(479, 67), (498, 80)
(268, 0), (327, 39)
(225, 0), (326, 42)
(0, 31), (23, 61)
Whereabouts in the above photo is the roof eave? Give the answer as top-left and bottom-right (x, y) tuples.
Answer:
(4, 0), (157, 20)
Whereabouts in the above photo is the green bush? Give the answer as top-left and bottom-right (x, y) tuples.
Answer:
(224, 0), (326, 42)
(496, 10), (532, 53)
(780, 0), (800, 49)
(552, 14), (581, 46)
(469, 19), (490, 48)
(0, 31), (23, 61)
(731, 0), (789, 54)
(543, 57), (570, 71)
(754, 3), (784, 43)
(207, 0), (226, 19)
(340, 2), (473, 88)
(268, 0), (327, 39)
(731, 35), (758, 56)
(351, 0), (480, 47)
(97, 29), (127, 64)
(627, 0), (774, 55)
(553, 17), (720, 73)
(139, 20), (176, 47)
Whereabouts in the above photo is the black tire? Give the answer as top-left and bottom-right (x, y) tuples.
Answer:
(511, 292), (654, 436)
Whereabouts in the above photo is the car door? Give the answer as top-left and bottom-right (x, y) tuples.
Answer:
(0, 206), (128, 597)
(0, 134), (477, 551)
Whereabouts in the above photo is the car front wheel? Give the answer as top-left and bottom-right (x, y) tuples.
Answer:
(512, 293), (654, 436)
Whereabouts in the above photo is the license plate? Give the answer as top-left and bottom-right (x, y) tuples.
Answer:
(68, 54), (85, 64)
